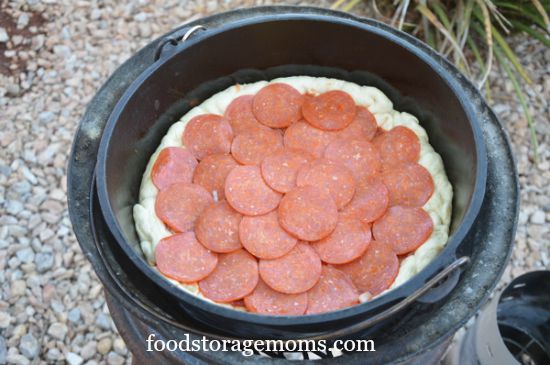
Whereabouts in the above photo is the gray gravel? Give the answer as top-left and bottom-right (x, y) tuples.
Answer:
(0, 0), (548, 363)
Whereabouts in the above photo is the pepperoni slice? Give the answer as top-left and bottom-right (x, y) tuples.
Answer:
(195, 201), (243, 253)
(302, 90), (356, 131)
(260, 148), (314, 193)
(324, 138), (381, 181)
(151, 147), (198, 190)
(372, 206), (433, 255)
(225, 165), (282, 216)
(341, 175), (389, 223)
(252, 83), (304, 128)
(182, 114), (233, 160)
(155, 183), (213, 232)
(338, 106), (378, 141)
(296, 158), (356, 209)
(192, 154), (238, 201)
(259, 242), (322, 294)
(336, 240), (398, 296)
(278, 185), (338, 241)
(231, 128), (283, 165)
(155, 232), (218, 283)
(239, 211), (298, 259)
(311, 216), (371, 264)
(199, 249), (258, 302)
(373, 126), (420, 166)
(382, 162), (434, 207)
(306, 266), (359, 314)
(284, 121), (339, 158)
(224, 95), (265, 135)
(244, 279), (308, 315)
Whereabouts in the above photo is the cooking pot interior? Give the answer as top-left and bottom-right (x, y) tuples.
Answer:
(102, 17), (482, 260)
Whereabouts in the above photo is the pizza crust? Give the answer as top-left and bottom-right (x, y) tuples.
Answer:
(133, 76), (453, 307)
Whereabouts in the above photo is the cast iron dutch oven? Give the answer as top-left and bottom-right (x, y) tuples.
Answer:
(95, 11), (487, 339)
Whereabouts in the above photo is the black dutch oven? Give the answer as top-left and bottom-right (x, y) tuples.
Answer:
(94, 9), (487, 339)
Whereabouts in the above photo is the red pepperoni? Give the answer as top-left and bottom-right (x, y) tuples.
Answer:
(240, 211), (297, 259)
(155, 232), (218, 283)
(284, 121), (339, 158)
(192, 154), (238, 201)
(259, 242), (322, 294)
(244, 279), (307, 315)
(260, 148), (314, 193)
(341, 175), (389, 223)
(296, 158), (356, 209)
(337, 240), (398, 296)
(372, 206), (433, 255)
(199, 249), (258, 302)
(338, 106), (378, 141)
(324, 138), (381, 181)
(311, 216), (371, 264)
(225, 165), (282, 216)
(373, 126), (420, 166)
(302, 90), (356, 131)
(231, 128), (283, 165)
(155, 183), (213, 232)
(151, 147), (198, 190)
(252, 83), (304, 128)
(278, 185), (338, 241)
(182, 114), (233, 160)
(224, 95), (265, 135)
(382, 162), (434, 207)
(195, 201), (243, 253)
(306, 265), (359, 314)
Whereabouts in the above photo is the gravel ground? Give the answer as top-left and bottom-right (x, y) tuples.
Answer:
(0, 0), (548, 364)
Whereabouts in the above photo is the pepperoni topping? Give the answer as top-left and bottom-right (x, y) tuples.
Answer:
(302, 90), (356, 131)
(338, 106), (378, 141)
(311, 217), (371, 264)
(306, 266), (359, 314)
(151, 147), (198, 190)
(259, 242), (322, 294)
(182, 114), (233, 160)
(278, 185), (338, 241)
(224, 95), (265, 135)
(284, 121), (339, 158)
(155, 183), (213, 232)
(382, 162), (434, 207)
(199, 249), (259, 302)
(296, 159), (356, 209)
(225, 165), (282, 216)
(324, 138), (381, 181)
(240, 211), (298, 259)
(155, 232), (218, 283)
(244, 279), (308, 315)
(373, 126), (420, 166)
(372, 206), (433, 255)
(195, 201), (243, 253)
(192, 153), (238, 201)
(337, 240), (398, 296)
(252, 83), (304, 128)
(341, 175), (389, 223)
(261, 148), (314, 193)
(231, 128), (283, 165)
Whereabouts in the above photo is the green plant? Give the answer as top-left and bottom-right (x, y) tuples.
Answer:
(332, 0), (549, 162)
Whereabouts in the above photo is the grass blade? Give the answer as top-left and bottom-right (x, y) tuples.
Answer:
(530, 0), (550, 26)
(473, 0), (494, 87)
(510, 20), (550, 47)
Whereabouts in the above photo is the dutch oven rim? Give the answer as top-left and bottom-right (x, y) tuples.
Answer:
(95, 13), (488, 328)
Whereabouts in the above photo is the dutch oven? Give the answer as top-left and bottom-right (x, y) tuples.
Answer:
(93, 9), (488, 339)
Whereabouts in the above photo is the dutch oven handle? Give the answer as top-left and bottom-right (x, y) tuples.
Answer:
(153, 25), (207, 61)
(302, 256), (470, 341)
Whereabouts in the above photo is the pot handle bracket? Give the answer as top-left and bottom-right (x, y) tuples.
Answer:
(154, 25), (207, 62)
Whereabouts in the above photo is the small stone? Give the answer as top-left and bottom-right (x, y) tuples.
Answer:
(16, 248), (35, 264)
(134, 12), (147, 22)
(95, 313), (111, 330)
(113, 338), (127, 355)
(67, 308), (81, 323)
(0, 312), (11, 328)
(38, 111), (54, 124)
(530, 210), (546, 224)
(0, 27), (8, 43)
(11, 280), (26, 297)
(35, 252), (54, 273)
(97, 338), (112, 355)
(106, 352), (125, 365)
(17, 13), (30, 29)
(6, 200), (24, 215)
(0, 336), (6, 364)
(66, 352), (84, 365)
(47, 322), (68, 340)
(6, 354), (30, 365)
(80, 341), (96, 360)
(19, 333), (39, 359)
